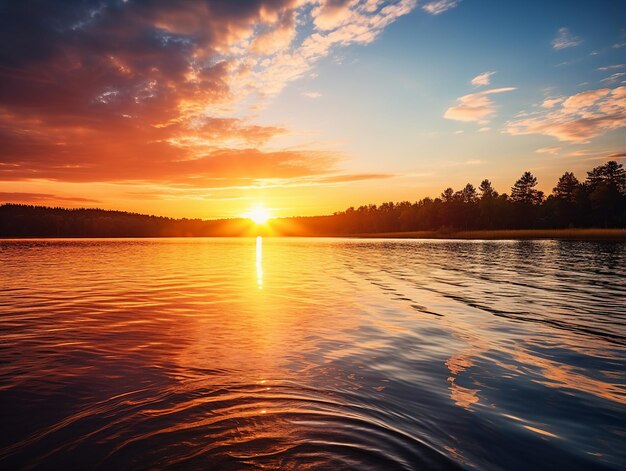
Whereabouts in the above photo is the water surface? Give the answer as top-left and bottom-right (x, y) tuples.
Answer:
(1, 238), (625, 470)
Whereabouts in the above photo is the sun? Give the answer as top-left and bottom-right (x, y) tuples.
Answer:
(246, 206), (271, 224)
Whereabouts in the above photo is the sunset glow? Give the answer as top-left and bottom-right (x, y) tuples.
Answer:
(0, 1), (623, 219)
(1, 3), (625, 468)
(246, 207), (271, 225)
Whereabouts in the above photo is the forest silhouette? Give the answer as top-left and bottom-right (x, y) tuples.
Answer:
(2, 161), (625, 238)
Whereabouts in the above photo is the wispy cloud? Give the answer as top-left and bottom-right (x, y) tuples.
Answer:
(600, 72), (626, 85)
(471, 71), (495, 87)
(560, 148), (626, 162)
(226, 0), (418, 110)
(535, 146), (562, 155)
(421, 0), (461, 15)
(506, 86), (626, 143)
(317, 173), (396, 184)
(0, 193), (100, 204)
(552, 27), (582, 50)
(541, 97), (565, 109)
(444, 87), (516, 124)
(302, 91), (322, 99)
(444, 159), (485, 167)
(597, 64), (624, 72)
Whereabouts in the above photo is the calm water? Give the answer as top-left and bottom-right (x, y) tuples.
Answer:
(1, 238), (625, 470)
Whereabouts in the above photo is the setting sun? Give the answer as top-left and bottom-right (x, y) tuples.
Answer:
(246, 207), (271, 224)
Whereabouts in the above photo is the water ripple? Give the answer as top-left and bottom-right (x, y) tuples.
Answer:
(1, 238), (625, 470)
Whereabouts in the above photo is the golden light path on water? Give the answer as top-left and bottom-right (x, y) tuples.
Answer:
(0, 238), (625, 470)
(256, 236), (263, 290)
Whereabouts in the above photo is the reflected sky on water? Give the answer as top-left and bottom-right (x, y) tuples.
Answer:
(1, 238), (625, 470)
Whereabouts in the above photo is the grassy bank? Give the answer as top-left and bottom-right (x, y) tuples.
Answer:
(348, 228), (626, 240)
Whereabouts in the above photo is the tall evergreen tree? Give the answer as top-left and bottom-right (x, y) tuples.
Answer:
(479, 179), (498, 199)
(459, 183), (478, 204)
(441, 188), (454, 203)
(601, 161), (626, 194)
(585, 161), (626, 227)
(511, 171), (542, 205)
(585, 166), (605, 190)
(586, 161), (626, 194)
(552, 172), (580, 201)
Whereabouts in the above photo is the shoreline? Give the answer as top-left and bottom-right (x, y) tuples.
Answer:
(345, 228), (626, 240)
(2, 229), (626, 240)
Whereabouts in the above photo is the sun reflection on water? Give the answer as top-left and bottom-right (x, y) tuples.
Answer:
(256, 236), (263, 289)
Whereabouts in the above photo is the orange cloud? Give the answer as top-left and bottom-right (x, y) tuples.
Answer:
(562, 89), (611, 110)
(0, 0), (417, 196)
(541, 97), (564, 109)
(471, 71), (495, 87)
(0, 192), (99, 204)
(250, 11), (297, 55)
(316, 173), (396, 183)
(535, 146), (562, 155)
(506, 86), (626, 142)
(313, 0), (354, 30)
(444, 87), (516, 123)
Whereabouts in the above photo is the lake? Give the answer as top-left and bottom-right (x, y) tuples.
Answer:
(1, 238), (625, 470)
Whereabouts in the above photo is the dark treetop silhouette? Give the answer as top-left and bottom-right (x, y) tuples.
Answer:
(1, 161), (625, 238)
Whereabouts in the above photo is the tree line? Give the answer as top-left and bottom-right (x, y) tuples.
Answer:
(1, 161), (625, 237)
(300, 160), (626, 234)
(0, 206), (253, 238)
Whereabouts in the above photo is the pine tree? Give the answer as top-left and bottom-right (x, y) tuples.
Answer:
(602, 161), (626, 194)
(441, 188), (454, 203)
(479, 179), (498, 199)
(586, 161), (626, 194)
(459, 183), (478, 204)
(552, 172), (580, 202)
(511, 171), (542, 205)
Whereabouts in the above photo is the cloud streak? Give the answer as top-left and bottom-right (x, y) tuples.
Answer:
(552, 27), (582, 50)
(0, 193), (100, 204)
(444, 87), (516, 124)
(421, 0), (461, 15)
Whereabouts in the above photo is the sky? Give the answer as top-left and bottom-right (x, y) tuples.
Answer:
(1, 0), (625, 219)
